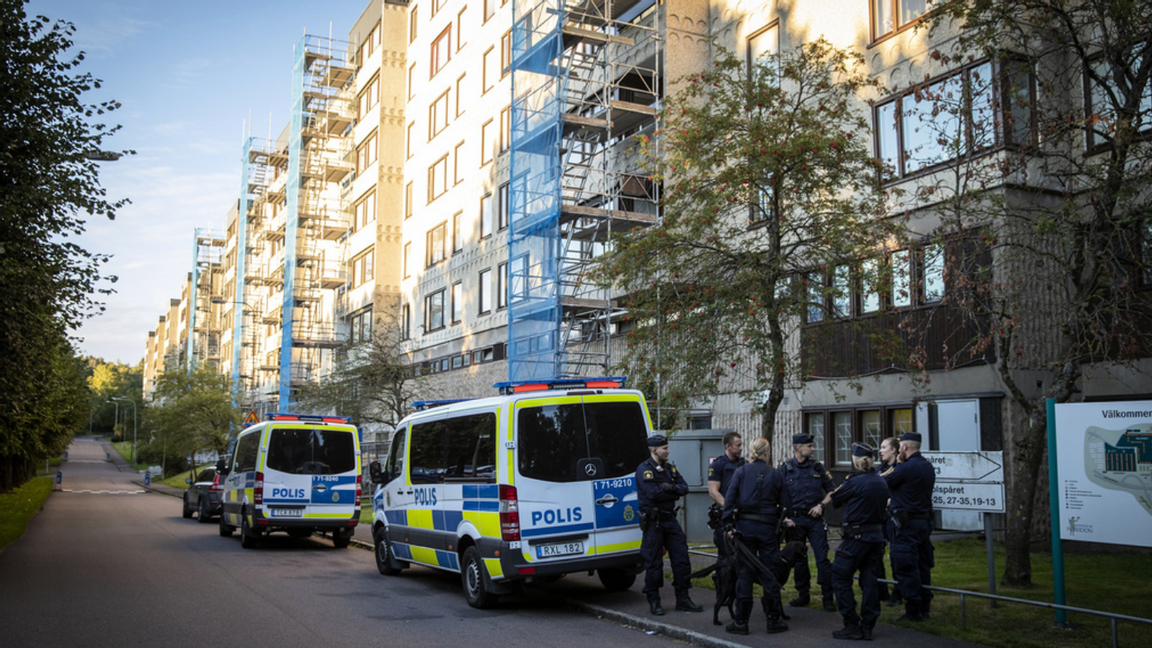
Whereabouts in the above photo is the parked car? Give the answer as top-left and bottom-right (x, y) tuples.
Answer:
(182, 468), (223, 523)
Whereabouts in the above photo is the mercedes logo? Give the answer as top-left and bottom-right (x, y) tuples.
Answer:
(584, 463), (598, 476)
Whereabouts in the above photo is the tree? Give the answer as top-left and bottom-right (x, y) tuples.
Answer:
(295, 305), (429, 433)
(87, 359), (144, 434)
(0, 0), (128, 490)
(593, 40), (896, 437)
(908, 1), (1152, 585)
(145, 364), (239, 474)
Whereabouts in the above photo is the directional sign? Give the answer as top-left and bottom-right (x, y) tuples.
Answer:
(932, 482), (1006, 512)
(921, 451), (1003, 483)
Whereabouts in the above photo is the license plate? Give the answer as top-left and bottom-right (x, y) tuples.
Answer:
(270, 508), (303, 518)
(536, 541), (583, 558)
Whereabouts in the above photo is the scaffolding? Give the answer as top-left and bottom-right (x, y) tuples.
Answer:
(188, 228), (225, 368)
(510, 0), (662, 381)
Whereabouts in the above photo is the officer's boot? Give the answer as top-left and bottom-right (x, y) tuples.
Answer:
(861, 624), (875, 641)
(887, 588), (903, 607)
(832, 622), (864, 640)
(896, 600), (923, 623)
(789, 590), (810, 607)
(648, 597), (665, 616)
(920, 597), (931, 620)
(823, 590), (837, 612)
(675, 592), (703, 612)
(766, 616), (789, 634)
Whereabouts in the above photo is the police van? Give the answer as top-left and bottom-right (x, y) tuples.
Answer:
(369, 377), (651, 608)
(217, 413), (362, 549)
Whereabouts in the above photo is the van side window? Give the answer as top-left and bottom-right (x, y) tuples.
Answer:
(234, 432), (259, 473)
(385, 428), (406, 481)
(410, 412), (497, 483)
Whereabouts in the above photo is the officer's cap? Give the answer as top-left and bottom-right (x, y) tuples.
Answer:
(899, 432), (922, 444)
(792, 433), (813, 445)
(647, 434), (668, 447)
(852, 442), (874, 458)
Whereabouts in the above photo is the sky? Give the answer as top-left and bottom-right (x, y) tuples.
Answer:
(28, 0), (369, 365)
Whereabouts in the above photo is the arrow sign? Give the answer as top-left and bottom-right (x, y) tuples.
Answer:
(921, 451), (1003, 483)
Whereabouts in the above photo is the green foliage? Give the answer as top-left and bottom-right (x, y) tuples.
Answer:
(0, 477), (52, 549)
(145, 363), (239, 473)
(86, 359), (144, 433)
(0, 0), (128, 491)
(595, 40), (896, 434)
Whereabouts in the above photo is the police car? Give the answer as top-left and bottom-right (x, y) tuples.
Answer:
(217, 413), (362, 549)
(369, 377), (651, 608)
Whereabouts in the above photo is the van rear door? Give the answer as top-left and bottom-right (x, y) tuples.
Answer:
(262, 425), (360, 522)
(513, 393), (649, 563)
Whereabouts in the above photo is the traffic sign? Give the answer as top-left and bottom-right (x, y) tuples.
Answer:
(243, 410), (259, 427)
(922, 451), (1003, 483)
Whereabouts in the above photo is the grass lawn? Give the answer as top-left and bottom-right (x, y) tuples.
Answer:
(0, 478), (53, 551)
(693, 536), (1152, 648)
(110, 440), (149, 472)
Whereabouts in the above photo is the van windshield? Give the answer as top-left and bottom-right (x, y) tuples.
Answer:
(266, 427), (356, 475)
(518, 401), (649, 482)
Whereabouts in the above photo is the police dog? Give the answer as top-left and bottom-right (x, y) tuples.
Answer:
(690, 549), (737, 625)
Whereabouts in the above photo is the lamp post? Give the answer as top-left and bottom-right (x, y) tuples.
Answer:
(106, 399), (120, 438)
(112, 397), (138, 465)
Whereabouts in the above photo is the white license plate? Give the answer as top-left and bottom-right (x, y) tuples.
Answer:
(536, 541), (583, 558)
(270, 508), (303, 518)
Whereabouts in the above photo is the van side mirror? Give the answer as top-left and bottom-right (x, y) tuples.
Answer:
(215, 457), (230, 476)
(369, 460), (383, 485)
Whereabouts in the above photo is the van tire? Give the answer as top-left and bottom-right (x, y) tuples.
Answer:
(332, 530), (352, 549)
(240, 512), (260, 549)
(219, 513), (233, 537)
(375, 528), (401, 575)
(461, 546), (497, 609)
(182, 494), (193, 519)
(598, 568), (636, 592)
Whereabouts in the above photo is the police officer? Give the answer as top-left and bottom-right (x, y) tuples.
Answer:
(707, 432), (745, 556)
(821, 442), (889, 641)
(636, 434), (703, 616)
(779, 432), (836, 611)
(721, 437), (789, 636)
(873, 436), (900, 606)
(883, 432), (936, 622)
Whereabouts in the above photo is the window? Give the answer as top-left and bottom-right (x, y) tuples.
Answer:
(478, 268), (492, 313)
(409, 5), (418, 44)
(497, 261), (508, 309)
(481, 119), (494, 165)
(425, 289), (446, 331)
(509, 255), (527, 304)
(358, 21), (381, 66)
(455, 73), (467, 116)
(426, 222), (447, 266)
(806, 413), (826, 464)
(832, 264), (851, 318)
(807, 272), (824, 323)
(403, 242), (412, 278)
(456, 7), (468, 50)
(408, 64), (417, 100)
(833, 411), (852, 466)
(872, 0), (931, 41)
(451, 281), (463, 323)
(353, 191), (376, 232)
(432, 0), (446, 17)
(861, 410), (883, 451)
(891, 249), (912, 307)
(409, 413), (497, 484)
(1085, 54), (1152, 150)
(431, 26), (451, 77)
(480, 192), (493, 238)
(892, 408), (914, 437)
(428, 155), (449, 202)
(517, 401), (648, 482)
(429, 89), (450, 139)
(499, 105), (511, 152)
(861, 258), (881, 314)
(452, 211), (463, 253)
(746, 23), (779, 73)
(923, 243), (945, 302)
(357, 132), (378, 174)
(351, 248), (375, 288)
(406, 121), (415, 158)
(498, 182), (509, 230)
(483, 0), (494, 22)
(454, 140), (466, 184)
(350, 308), (373, 344)
(875, 59), (1032, 179)
(405, 182), (414, 219)
(482, 47), (495, 93)
(358, 75), (380, 121)
(402, 303), (411, 339)
(501, 30), (512, 77)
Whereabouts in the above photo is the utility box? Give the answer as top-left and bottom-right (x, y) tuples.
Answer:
(667, 429), (732, 545)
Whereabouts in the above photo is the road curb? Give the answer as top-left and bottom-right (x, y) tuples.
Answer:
(566, 600), (749, 648)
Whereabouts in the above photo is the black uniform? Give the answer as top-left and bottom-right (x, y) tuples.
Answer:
(779, 456), (835, 603)
(721, 459), (789, 630)
(884, 451), (936, 620)
(829, 469), (889, 635)
(871, 459), (898, 602)
(636, 456), (692, 603)
(707, 453), (745, 555)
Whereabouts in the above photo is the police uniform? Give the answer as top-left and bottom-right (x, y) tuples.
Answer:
(707, 452), (745, 556)
(872, 457), (899, 605)
(721, 457), (789, 635)
(779, 433), (836, 610)
(827, 442), (889, 641)
(636, 435), (701, 615)
(883, 432), (936, 622)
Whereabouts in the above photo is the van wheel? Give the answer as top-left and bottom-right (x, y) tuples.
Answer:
(182, 494), (193, 519)
(240, 512), (260, 549)
(374, 528), (401, 576)
(197, 499), (212, 523)
(219, 513), (233, 537)
(598, 568), (636, 592)
(332, 530), (352, 549)
(461, 546), (497, 609)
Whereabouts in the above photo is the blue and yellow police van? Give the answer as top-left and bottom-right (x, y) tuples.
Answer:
(368, 377), (651, 608)
(217, 413), (362, 549)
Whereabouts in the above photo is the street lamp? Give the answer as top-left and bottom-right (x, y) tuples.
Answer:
(111, 397), (137, 465)
(106, 399), (120, 438)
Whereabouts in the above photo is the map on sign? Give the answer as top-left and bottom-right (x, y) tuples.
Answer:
(1082, 423), (1152, 516)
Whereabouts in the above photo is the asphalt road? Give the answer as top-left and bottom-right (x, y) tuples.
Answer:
(0, 436), (681, 648)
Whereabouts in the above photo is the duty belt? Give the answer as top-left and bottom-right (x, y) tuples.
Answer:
(736, 513), (779, 525)
(841, 523), (884, 538)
